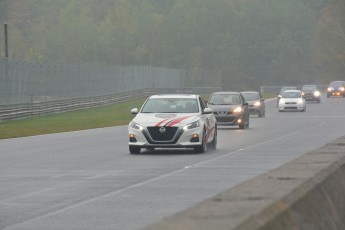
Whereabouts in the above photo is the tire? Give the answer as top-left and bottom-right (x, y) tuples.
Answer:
(129, 146), (141, 154)
(194, 128), (207, 153)
(246, 119), (250, 128)
(239, 123), (245, 129)
(258, 111), (262, 118)
(208, 128), (217, 150)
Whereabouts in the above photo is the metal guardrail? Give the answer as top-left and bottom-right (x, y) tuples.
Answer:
(0, 87), (221, 121)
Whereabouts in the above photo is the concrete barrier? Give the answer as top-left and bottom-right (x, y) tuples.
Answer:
(146, 136), (345, 230)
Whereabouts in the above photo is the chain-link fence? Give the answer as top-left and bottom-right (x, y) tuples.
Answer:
(0, 58), (189, 105)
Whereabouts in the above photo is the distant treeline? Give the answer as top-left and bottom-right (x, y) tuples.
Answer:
(0, 0), (344, 89)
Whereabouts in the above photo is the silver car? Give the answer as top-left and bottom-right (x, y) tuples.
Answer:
(207, 92), (250, 129)
(241, 91), (265, 117)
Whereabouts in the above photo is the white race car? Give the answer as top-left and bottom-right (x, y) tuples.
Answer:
(128, 94), (217, 154)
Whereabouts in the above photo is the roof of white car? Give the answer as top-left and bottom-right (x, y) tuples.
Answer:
(148, 94), (198, 99)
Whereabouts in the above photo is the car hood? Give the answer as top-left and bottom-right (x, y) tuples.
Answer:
(281, 98), (302, 102)
(131, 113), (201, 127)
(330, 86), (342, 90)
(208, 104), (239, 111)
(243, 100), (259, 106)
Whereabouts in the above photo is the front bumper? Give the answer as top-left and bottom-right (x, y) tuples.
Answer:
(279, 104), (304, 111)
(328, 91), (345, 97)
(304, 93), (320, 101)
(213, 113), (244, 126)
(128, 126), (204, 148)
(248, 106), (262, 115)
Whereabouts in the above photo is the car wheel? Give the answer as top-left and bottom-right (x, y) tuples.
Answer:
(194, 128), (207, 153)
(129, 146), (141, 154)
(327, 94), (330, 98)
(245, 119), (249, 128)
(239, 122), (245, 129)
(258, 111), (262, 117)
(208, 128), (217, 150)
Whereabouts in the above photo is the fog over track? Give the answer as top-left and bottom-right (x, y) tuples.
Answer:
(1, 96), (345, 230)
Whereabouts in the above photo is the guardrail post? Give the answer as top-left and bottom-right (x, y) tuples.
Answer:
(4, 24), (8, 58)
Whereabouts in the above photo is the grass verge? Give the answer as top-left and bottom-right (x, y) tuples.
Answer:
(0, 98), (145, 139)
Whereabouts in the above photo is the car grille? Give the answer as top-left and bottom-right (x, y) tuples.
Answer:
(216, 116), (235, 122)
(145, 126), (181, 143)
(284, 107), (298, 109)
(285, 102), (297, 104)
(214, 111), (231, 115)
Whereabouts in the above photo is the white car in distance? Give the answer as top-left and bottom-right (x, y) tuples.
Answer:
(128, 94), (217, 154)
(278, 90), (306, 112)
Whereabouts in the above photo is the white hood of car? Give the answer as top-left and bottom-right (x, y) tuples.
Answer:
(132, 113), (200, 127)
(281, 98), (302, 103)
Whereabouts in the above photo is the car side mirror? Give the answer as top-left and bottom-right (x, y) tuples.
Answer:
(131, 108), (138, 114)
(203, 108), (213, 114)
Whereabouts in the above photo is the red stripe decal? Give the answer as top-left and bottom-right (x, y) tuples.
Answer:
(166, 115), (194, 127)
(155, 118), (173, 127)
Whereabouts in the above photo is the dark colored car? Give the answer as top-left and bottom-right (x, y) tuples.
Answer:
(301, 85), (321, 103)
(327, 81), (345, 97)
(277, 86), (297, 106)
(207, 92), (249, 129)
(241, 91), (265, 117)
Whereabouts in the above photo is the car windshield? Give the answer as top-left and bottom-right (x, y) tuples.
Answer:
(241, 92), (259, 101)
(141, 98), (199, 113)
(209, 94), (241, 105)
(280, 87), (296, 94)
(302, 86), (317, 91)
(282, 91), (301, 98)
(330, 81), (344, 87)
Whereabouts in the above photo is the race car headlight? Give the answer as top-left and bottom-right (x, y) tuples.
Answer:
(233, 106), (242, 113)
(183, 120), (200, 131)
(279, 99), (285, 104)
(297, 99), (304, 104)
(129, 121), (144, 131)
(327, 87), (333, 91)
(314, 91), (320, 97)
(340, 87), (345, 91)
(254, 101), (261, 107)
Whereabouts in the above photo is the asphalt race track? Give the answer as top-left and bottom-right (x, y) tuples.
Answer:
(1, 96), (345, 230)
